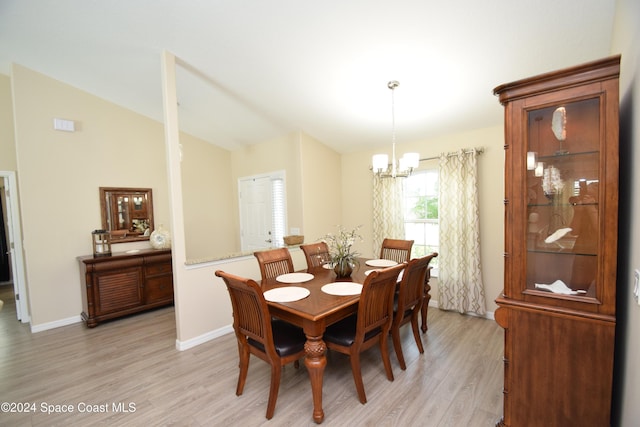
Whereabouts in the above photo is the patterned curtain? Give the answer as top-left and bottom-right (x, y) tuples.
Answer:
(372, 175), (405, 256)
(437, 149), (486, 315)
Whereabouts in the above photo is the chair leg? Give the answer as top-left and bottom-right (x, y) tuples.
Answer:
(349, 353), (367, 404)
(236, 344), (250, 396)
(391, 324), (407, 370)
(411, 311), (424, 354)
(265, 364), (282, 419)
(379, 333), (395, 382)
(421, 294), (431, 332)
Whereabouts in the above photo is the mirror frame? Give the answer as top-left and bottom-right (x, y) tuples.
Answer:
(99, 187), (154, 243)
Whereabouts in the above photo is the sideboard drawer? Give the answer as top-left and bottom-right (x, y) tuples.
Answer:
(145, 262), (172, 276)
(145, 276), (173, 305)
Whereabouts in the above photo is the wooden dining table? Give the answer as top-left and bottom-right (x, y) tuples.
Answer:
(259, 258), (374, 424)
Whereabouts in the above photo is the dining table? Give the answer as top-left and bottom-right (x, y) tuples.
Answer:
(260, 257), (399, 424)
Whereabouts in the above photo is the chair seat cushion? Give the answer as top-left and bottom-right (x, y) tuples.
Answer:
(393, 294), (414, 318)
(249, 319), (305, 357)
(323, 315), (381, 347)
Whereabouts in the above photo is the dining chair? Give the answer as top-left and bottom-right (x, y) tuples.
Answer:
(300, 242), (331, 269)
(254, 247), (294, 281)
(379, 238), (414, 264)
(215, 270), (307, 420)
(390, 252), (438, 370)
(323, 263), (405, 404)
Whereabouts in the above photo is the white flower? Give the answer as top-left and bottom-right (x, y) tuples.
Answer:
(321, 225), (363, 266)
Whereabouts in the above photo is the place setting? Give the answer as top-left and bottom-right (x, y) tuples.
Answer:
(263, 286), (311, 303)
(321, 282), (363, 296)
(275, 272), (314, 283)
(365, 259), (398, 267)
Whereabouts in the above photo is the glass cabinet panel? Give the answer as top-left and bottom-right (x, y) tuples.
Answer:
(525, 97), (600, 298)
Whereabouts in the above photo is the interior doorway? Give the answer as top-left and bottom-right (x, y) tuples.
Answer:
(1, 171), (29, 323)
(0, 192), (10, 282)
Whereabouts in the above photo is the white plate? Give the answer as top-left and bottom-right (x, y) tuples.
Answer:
(322, 263), (333, 269)
(321, 282), (363, 296)
(366, 259), (398, 267)
(276, 272), (314, 283)
(264, 286), (310, 302)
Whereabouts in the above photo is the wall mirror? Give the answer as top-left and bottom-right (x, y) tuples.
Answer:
(99, 187), (154, 243)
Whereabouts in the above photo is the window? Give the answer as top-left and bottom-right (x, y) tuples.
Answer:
(271, 177), (286, 247)
(403, 169), (439, 273)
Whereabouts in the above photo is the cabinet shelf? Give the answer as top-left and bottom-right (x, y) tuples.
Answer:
(535, 149), (599, 162)
(527, 249), (597, 256)
(528, 201), (597, 208)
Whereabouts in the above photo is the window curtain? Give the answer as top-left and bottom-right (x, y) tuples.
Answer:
(372, 175), (404, 256)
(437, 149), (486, 315)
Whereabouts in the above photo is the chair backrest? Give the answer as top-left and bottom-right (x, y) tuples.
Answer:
(300, 242), (331, 268)
(380, 238), (414, 263)
(356, 263), (405, 341)
(396, 253), (438, 315)
(215, 270), (277, 360)
(254, 248), (294, 281)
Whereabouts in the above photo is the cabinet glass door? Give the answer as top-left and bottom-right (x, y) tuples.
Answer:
(525, 97), (600, 298)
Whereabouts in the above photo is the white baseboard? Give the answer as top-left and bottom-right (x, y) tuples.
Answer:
(176, 324), (234, 351)
(30, 315), (82, 333)
(427, 299), (495, 320)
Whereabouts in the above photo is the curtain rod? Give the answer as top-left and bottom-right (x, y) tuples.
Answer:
(419, 147), (484, 162)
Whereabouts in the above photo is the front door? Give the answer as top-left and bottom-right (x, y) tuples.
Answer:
(239, 176), (273, 252)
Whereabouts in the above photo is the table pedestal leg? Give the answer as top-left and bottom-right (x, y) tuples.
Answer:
(304, 334), (327, 424)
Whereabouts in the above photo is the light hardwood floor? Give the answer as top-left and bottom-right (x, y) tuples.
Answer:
(0, 284), (503, 426)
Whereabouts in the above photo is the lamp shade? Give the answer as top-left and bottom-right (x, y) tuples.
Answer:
(402, 152), (420, 169)
(372, 154), (388, 172)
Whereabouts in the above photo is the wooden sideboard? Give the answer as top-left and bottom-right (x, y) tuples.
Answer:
(78, 248), (173, 327)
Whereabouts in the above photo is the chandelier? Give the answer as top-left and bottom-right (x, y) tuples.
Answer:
(371, 80), (419, 178)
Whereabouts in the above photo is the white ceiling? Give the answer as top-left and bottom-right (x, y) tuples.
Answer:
(0, 0), (616, 153)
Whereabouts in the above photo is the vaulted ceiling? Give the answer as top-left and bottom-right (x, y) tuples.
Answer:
(0, 0), (616, 152)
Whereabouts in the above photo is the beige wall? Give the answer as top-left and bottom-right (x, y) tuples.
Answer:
(341, 126), (505, 312)
(10, 64), (173, 327)
(611, 0), (640, 424)
(181, 133), (236, 260)
(0, 74), (16, 171)
(299, 131), (342, 243)
(230, 132), (304, 239)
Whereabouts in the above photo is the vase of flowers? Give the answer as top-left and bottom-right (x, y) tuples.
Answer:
(322, 225), (362, 278)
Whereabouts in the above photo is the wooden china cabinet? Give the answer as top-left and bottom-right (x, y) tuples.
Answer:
(493, 55), (620, 426)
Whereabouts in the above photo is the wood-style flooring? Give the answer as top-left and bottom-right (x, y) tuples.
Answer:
(0, 284), (503, 426)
